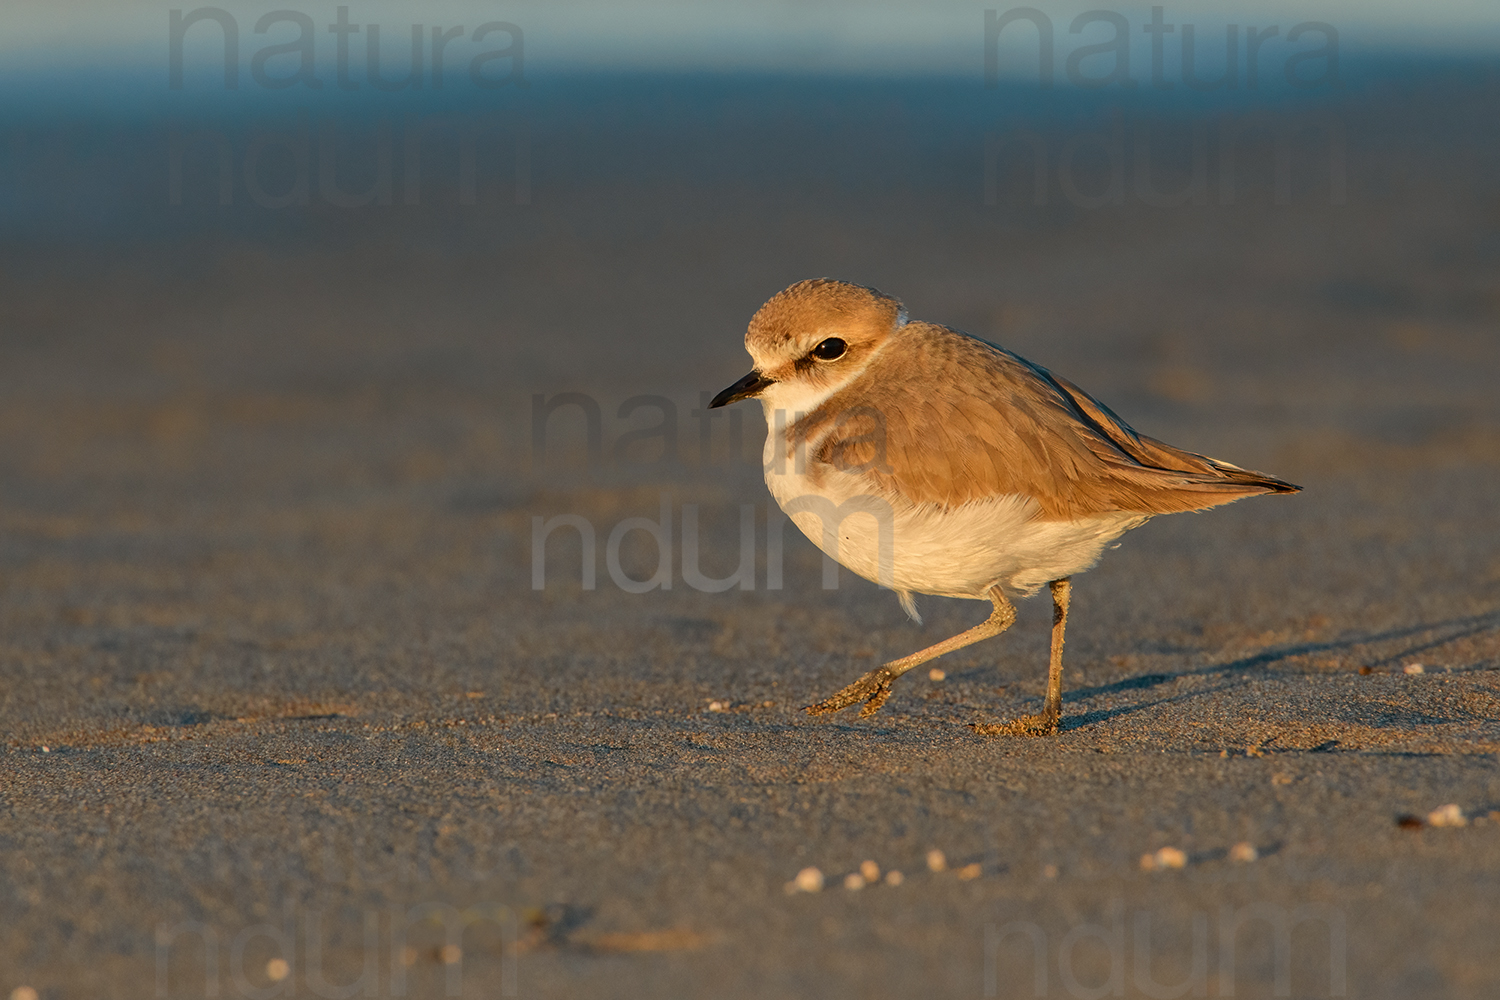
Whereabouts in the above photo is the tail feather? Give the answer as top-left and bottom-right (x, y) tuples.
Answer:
(1047, 372), (1301, 514)
(1106, 444), (1301, 514)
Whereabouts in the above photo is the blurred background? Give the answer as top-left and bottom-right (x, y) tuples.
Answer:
(3, 0), (1496, 652)
(3, 0), (1496, 589)
(2, 2), (1499, 997)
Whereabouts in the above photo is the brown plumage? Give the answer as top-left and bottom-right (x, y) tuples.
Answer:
(711, 278), (1300, 734)
(790, 322), (1297, 520)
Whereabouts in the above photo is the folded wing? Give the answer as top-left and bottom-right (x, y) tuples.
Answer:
(801, 323), (1299, 520)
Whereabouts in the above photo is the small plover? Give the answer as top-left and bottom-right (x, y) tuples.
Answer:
(709, 279), (1298, 735)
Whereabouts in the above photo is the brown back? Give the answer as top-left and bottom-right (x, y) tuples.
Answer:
(791, 323), (1299, 520)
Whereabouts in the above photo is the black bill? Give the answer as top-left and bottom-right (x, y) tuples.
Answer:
(709, 370), (775, 408)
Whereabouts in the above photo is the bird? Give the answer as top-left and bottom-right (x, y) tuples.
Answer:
(708, 278), (1299, 735)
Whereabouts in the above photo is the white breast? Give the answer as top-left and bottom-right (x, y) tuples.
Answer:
(762, 426), (1147, 601)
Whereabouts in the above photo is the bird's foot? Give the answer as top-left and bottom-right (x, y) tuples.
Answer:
(972, 708), (1059, 737)
(805, 667), (898, 719)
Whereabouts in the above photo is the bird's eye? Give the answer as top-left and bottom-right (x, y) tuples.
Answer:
(810, 338), (847, 361)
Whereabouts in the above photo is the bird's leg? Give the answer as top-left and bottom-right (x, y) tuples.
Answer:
(975, 577), (1070, 737)
(806, 588), (1017, 719)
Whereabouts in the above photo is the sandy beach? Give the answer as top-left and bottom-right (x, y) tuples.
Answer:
(2, 66), (1499, 998)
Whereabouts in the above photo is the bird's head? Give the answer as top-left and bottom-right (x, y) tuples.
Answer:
(709, 278), (906, 414)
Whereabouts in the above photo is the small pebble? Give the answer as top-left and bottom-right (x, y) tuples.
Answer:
(708, 701), (726, 712)
(885, 870), (904, 886)
(928, 668), (946, 682)
(1272, 773), (1293, 786)
(1357, 666), (1373, 675)
(844, 873), (866, 890)
(860, 860), (880, 882)
(1229, 842), (1258, 863)
(926, 849), (947, 872)
(266, 958), (290, 981)
(792, 866), (824, 893)
(957, 863), (982, 880)
(12, 988), (39, 1000)
(1140, 846), (1188, 871)
(1403, 663), (1424, 675)
(1427, 804), (1467, 828)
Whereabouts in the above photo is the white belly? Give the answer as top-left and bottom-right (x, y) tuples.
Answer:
(764, 444), (1146, 600)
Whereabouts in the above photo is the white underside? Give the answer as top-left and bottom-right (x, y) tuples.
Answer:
(763, 437), (1148, 603)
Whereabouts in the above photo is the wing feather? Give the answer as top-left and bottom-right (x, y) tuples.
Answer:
(804, 323), (1298, 519)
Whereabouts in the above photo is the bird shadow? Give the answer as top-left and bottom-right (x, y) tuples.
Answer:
(1051, 610), (1500, 732)
(1071, 609), (1500, 699)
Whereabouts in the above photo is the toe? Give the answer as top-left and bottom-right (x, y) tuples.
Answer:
(857, 683), (893, 718)
(806, 668), (899, 719)
(971, 713), (1059, 737)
